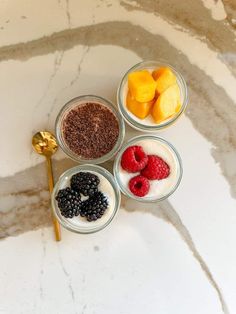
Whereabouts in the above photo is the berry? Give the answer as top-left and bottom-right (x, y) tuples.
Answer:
(56, 187), (82, 218)
(121, 145), (148, 173)
(141, 155), (170, 180)
(71, 172), (100, 196)
(80, 191), (109, 221)
(129, 175), (150, 197)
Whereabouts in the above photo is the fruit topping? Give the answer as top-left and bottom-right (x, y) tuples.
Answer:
(152, 67), (166, 80)
(56, 171), (110, 222)
(126, 91), (155, 119)
(121, 145), (148, 173)
(56, 187), (82, 218)
(129, 175), (150, 197)
(153, 67), (176, 94)
(126, 66), (182, 124)
(141, 155), (170, 180)
(71, 172), (100, 196)
(175, 101), (181, 113)
(151, 83), (181, 123)
(80, 191), (109, 221)
(128, 70), (156, 102)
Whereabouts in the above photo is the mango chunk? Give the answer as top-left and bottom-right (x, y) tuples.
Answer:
(175, 101), (182, 113)
(154, 67), (176, 94)
(128, 70), (156, 102)
(127, 92), (154, 119)
(152, 83), (181, 123)
(152, 67), (166, 80)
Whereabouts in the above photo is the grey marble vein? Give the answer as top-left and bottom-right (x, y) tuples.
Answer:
(222, 0), (236, 27)
(66, 0), (71, 28)
(123, 197), (229, 314)
(39, 228), (46, 301)
(46, 45), (90, 124)
(81, 304), (87, 314)
(35, 50), (64, 110)
(0, 158), (76, 239)
(69, 45), (90, 87)
(121, 0), (236, 49)
(58, 247), (78, 314)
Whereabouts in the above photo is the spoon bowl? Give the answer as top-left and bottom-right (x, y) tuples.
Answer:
(32, 131), (58, 156)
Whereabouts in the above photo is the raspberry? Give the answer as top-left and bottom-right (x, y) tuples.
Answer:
(129, 175), (150, 197)
(141, 155), (170, 180)
(121, 145), (148, 173)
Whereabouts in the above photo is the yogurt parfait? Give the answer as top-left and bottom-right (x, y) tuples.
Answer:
(114, 135), (182, 202)
(117, 60), (188, 132)
(55, 95), (125, 164)
(52, 165), (120, 233)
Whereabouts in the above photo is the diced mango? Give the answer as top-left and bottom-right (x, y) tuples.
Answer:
(154, 67), (176, 94)
(128, 70), (156, 102)
(152, 83), (181, 123)
(152, 67), (166, 80)
(127, 92), (154, 119)
(175, 101), (182, 113)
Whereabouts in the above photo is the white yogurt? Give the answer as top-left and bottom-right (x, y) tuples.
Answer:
(118, 139), (180, 200)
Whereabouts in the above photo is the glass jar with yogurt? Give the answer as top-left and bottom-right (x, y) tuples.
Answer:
(114, 135), (183, 202)
(52, 164), (121, 234)
(117, 60), (188, 132)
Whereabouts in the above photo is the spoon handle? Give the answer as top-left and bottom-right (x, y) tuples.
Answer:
(46, 156), (61, 241)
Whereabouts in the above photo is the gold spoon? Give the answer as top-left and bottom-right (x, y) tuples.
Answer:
(32, 131), (61, 241)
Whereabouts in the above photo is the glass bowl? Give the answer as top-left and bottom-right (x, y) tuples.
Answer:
(55, 95), (125, 164)
(113, 135), (183, 202)
(117, 60), (188, 132)
(52, 164), (121, 234)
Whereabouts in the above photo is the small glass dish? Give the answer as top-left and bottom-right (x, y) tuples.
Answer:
(52, 164), (121, 234)
(55, 95), (125, 164)
(117, 60), (188, 132)
(113, 135), (183, 202)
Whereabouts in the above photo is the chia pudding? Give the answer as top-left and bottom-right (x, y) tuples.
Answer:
(56, 96), (124, 163)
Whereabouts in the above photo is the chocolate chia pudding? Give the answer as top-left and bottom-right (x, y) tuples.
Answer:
(62, 102), (120, 159)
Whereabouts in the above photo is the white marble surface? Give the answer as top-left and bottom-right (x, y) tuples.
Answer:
(1, 1), (236, 314)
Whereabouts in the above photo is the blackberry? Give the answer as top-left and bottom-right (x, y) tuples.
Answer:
(70, 172), (100, 196)
(80, 191), (109, 221)
(56, 187), (82, 218)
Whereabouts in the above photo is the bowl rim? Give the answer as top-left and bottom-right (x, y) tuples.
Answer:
(52, 164), (121, 234)
(113, 134), (183, 203)
(117, 60), (188, 132)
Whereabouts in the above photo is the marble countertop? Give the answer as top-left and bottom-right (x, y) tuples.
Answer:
(1, 1), (236, 313)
